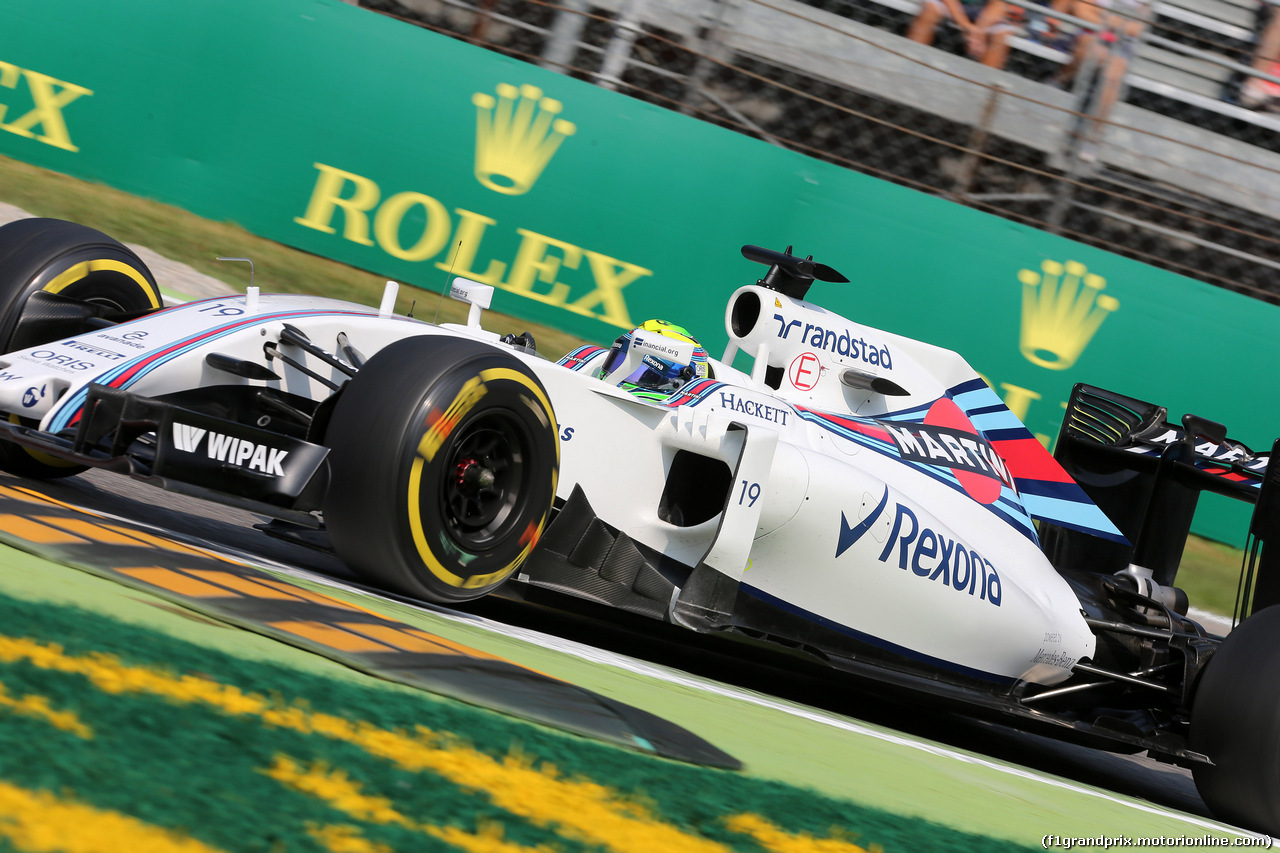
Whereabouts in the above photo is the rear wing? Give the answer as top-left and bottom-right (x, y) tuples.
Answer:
(1062, 384), (1269, 497)
(1041, 384), (1280, 619)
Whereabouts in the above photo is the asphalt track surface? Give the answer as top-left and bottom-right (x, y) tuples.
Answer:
(23, 468), (1227, 830)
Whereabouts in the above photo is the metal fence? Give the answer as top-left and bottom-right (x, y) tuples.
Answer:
(360, 0), (1280, 304)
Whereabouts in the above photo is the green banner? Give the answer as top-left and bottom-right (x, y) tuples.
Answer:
(0, 0), (1271, 542)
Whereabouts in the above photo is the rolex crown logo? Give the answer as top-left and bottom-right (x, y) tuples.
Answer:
(1018, 260), (1119, 370)
(472, 83), (576, 196)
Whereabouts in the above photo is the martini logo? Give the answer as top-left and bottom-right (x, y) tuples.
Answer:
(1132, 427), (1270, 473)
(1018, 259), (1118, 370)
(877, 398), (1012, 504)
(472, 83), (576, 196)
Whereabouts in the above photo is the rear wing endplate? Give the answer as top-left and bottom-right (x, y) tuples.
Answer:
(1043, 384), (1280, 618)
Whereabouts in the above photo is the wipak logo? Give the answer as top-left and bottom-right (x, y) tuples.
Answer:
(471, 83), (576, 195)
(172, 423), (207, 453)
(1017, 260), (1119, 370)
(171, 423), (288, 476)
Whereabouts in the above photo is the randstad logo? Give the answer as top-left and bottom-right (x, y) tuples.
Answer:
(1017, 260), (1119, 371)
(472, 83), (576, 196)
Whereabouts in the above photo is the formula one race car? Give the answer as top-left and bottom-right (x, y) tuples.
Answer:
(2, 218), (1279, 834)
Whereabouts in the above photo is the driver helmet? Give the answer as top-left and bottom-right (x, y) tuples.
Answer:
(597, 319), (709, 394)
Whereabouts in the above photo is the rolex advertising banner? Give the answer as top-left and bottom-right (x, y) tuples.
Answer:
(0, 0), (1273, 542)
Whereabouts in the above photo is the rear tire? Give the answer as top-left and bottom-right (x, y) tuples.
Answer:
(324, 335), (559, 604)
(0, 218), (163, 479)
(1190, 604), (1280, 834)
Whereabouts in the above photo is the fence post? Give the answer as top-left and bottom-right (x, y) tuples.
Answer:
(543, 0), (591, 71)
(951, 84), (1004, 200)
(597, 0), (650, 91)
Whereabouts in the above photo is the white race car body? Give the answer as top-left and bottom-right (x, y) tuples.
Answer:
(0, 279), (1114, 687)
(8, 222), (1280, 832)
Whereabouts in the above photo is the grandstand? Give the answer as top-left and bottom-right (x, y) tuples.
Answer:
(358, 0), (1280, 303)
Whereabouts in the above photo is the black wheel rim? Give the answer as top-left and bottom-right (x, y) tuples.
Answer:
(441, 412), (529, 551)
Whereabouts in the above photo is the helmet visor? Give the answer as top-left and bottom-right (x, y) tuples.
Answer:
(599, 339), (631, 379)
(622, 354), (688, 392)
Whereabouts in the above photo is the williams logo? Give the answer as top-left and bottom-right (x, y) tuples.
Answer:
(1018, 259), (1118, 370)
(172, 423), (288, 476)
(472, 83), (576, 196)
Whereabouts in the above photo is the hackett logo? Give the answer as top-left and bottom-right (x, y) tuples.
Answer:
(0, 61), (93, 152)
(294, 162), (647, 329)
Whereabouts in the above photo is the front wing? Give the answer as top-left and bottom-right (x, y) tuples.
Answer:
(0, 384), (329, 521)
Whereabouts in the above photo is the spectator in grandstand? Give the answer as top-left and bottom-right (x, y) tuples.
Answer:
(1239, 0), (1280, 109)
(906, 0), (1016, 68)
(1050, 0), (1151, 158)
(1022, 0), (1078, 54)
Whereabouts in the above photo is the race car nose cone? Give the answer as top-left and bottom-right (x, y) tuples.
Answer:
(0, 372), (69, 420)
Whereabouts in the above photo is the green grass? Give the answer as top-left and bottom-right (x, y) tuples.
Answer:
(0, 153), (591, 357)
(1178, 535), (1246, 617)
(0, 152), (1247, 619)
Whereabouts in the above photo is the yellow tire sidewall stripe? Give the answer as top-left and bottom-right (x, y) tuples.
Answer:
(43, 258), (160, 308)
(407, 366), (557, 590)
(3, 258), (157, 468)
(6, 413), (79, 468)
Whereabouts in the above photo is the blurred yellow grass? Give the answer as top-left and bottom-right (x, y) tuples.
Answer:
(0, 632), (877, 853)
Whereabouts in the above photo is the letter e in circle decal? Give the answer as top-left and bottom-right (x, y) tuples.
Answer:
(789, 352), (821, 391)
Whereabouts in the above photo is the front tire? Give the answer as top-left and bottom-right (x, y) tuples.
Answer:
(1190, 604), (1280, 834)
(324, 335), (559, 604)
(0, 218), (163, 478)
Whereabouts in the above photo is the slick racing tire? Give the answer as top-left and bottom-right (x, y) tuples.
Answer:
(324, 335), (559, 604)
(0, 218), (163, 479)
(1190, 604), (1280, 835)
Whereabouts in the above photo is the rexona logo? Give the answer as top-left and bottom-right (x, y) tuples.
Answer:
(0, 60), (93, 152)
(471, 83), (575, 196)
(877, 398), (1012, 504)
(837, 487), (1002, 607)
(172, 423), (289, 476)
(1018, 259), (1119, 371)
